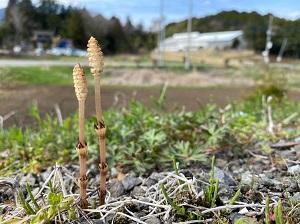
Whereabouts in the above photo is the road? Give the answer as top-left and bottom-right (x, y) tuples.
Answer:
(0, 59), (88, 67)
(0, 59), (154, 68)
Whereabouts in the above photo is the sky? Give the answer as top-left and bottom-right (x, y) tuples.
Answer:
(1, 0), (300, 28)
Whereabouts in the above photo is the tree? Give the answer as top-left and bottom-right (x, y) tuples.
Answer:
(35, 0), (66, 32)
(4, 0), (35, 44)
(64, 10), (86, 48)
(0, 0), (156, 53)
(105, 17), (128, 54)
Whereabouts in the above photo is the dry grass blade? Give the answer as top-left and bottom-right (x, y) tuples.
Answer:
(87, 36), (107, 205)
(2, 165), (279, 223)
(73, 64), (89, 208)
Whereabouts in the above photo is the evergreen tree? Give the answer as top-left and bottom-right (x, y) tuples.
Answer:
(64, 10), (86, 48)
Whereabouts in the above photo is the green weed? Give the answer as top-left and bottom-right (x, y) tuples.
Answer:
(229, 189), (241, 205)
(275, 199), (283, 224)
(265, 196), (271, 224)
(2, 92), (300, 175)
(204, 156), (219, 207)
(160, 183), (196, 220)
(22, 182), (76, 223)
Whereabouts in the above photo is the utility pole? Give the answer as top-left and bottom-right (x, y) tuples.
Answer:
(262, 15), (273, 64)
(184, 0), (193, 70)
(276, 38), (287, 62)
(158, 0), (165, 67)
(153, 18), (161, 67)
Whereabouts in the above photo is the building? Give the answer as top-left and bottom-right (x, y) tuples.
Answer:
(32, 30), (54, 46)
(159, 30), (246, 52)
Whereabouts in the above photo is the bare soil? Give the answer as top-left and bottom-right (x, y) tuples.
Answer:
(2, 84), (300, 128)
(0, 85), (253, 127)
(103, 68), (254, 87)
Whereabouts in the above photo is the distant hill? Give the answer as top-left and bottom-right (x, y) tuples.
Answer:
(166, 11), (270, 36)
(166, 11), (300, 56)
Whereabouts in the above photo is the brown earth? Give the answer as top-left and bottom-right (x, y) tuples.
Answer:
(102, 68), (255, 87)
(2, 84), (300, 128)
(0, 85), (254, 127)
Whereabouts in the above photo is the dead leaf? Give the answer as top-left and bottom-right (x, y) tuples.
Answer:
(117, 172), (126, 181)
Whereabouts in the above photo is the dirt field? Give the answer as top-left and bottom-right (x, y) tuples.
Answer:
(151, 49), (259, 67)
(1, 65), (300, 128)
(102, 68), (254, 87)
(0, 85), (255, 127)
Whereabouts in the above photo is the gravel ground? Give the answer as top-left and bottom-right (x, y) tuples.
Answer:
(1, 137), (300, 223)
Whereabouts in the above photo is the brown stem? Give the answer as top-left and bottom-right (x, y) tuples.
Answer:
(79, 100), (85, 144)
(94, 75), (103, 121)
(77, 143), (88, 208)
(94, 74), (107, 205)
(78, 100), (88, 208)
(96, 121), (107, 205)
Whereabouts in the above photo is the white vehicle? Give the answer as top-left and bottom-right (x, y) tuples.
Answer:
(46, 48), (87, 57)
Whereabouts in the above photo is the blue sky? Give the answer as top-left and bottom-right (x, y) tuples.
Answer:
(1, 0), (300, 28)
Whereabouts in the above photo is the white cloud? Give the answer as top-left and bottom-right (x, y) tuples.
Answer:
(286, 11), (300, 20)
(33, 0), (82, 7)
(203, 0), (211, 5)
(274, 10), (300, 21)
(0, 0), (8, 8)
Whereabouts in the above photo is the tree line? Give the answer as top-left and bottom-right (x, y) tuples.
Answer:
(2, 2), (300, 57)
(0, 0), (156, 54)
(166, 11), (300, 58)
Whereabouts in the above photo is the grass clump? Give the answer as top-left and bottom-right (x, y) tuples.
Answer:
(0, 66), (75, 86)
(16, 181), (75, 223)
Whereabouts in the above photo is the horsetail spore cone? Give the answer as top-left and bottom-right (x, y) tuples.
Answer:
(73, 64), (88, 101)
(73, 64), (88, 208)
(88, 36), (104, 122)
(87, 36), (104, 75)
(87, 37), (107, 205)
